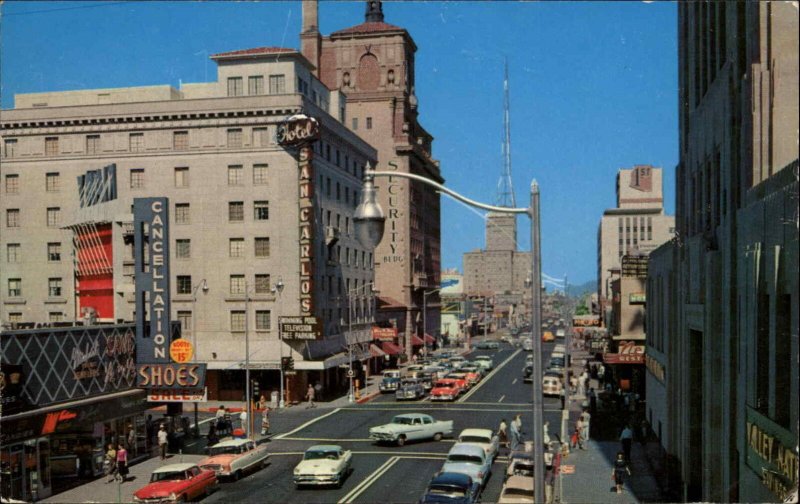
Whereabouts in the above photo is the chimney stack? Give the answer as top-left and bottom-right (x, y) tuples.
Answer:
(300, 0), (321, 76)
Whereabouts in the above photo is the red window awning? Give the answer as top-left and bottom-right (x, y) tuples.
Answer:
(370, 344), (387, 357)
(424, 334), (436, 344)
(411, 335), (425, 346)
(381, 341), (404, 355)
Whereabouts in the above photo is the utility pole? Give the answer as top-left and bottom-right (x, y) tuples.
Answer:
(530, 181), (545, 504)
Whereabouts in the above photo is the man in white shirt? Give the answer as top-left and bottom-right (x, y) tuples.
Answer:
(157, 425), (168, 460)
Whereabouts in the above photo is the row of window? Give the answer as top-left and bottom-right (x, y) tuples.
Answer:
(227, 75), (285, 97)
(6, 242), (62, 263)
(7, 277), (62, 298)
(127, 164), (270, 190)
(5, 208), (61, 228)
(5, 311), (64, 324)
(174, 237), (271, 260)
(169, 202), (269, 225)
(351, 117), (373, 131)
(4, 173), (60, 194)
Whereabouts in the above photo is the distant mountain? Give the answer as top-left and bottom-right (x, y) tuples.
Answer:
(567, 280), (595, 298)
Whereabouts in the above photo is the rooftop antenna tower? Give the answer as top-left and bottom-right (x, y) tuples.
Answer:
(496, 57), (516, 207)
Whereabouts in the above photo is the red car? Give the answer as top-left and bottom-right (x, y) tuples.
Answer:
(133, 463), (218, 503)
(430, 378), (466, 401)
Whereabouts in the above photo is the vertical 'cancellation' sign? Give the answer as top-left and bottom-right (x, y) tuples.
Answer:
(134, 197), (171, 363)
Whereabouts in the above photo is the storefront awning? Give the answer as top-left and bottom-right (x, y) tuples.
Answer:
(424, 334), (436, 344)
(381, 341), (404, 355)
(370, 344), (386, 357)
(411, 335), (425, 346)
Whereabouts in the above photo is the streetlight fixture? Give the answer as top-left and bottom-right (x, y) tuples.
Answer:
(190, 279), (207, 436)
(354, 165), (546, 504)
(271, 278), (285, 408)
(346, 281), (378, 403)
(422, 288), (441, 360)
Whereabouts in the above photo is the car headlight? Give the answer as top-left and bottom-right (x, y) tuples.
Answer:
(169, 492), (177, 501)
(294, 467), (300, 474)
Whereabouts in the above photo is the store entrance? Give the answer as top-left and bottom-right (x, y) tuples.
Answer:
(0, 437), (52, 502)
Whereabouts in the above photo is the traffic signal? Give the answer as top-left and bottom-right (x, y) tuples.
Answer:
(287, 357), (294, 370)
(252, 380), (260, 397)
(281, 356), (294, 371)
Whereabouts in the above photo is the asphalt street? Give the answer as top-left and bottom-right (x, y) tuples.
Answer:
(190, 335), (564, 503)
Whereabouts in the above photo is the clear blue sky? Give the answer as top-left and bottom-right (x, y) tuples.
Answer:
(0, 1), (678, 287)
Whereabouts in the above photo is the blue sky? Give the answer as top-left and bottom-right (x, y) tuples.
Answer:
(0, 1), (678, 287)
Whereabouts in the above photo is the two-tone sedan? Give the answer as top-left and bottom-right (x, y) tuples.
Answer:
(440, 443), (492, 491)
(396, 378), (426, 400)
(199, 438), (269, 480)
(293, 445), (352, 488)
(133, 463), (218, 503)
(457, 428), (500, 462)
(369, 413), (453, 446)
(419, 472), (480, 504)
(430, 378), (465, 401)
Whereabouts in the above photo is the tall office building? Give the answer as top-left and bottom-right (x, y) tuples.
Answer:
(646, 3), (798, 502)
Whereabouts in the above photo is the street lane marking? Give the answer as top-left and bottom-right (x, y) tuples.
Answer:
(274, 407), (341, 440)
(349, 401), (534, 408)
(279, 437), (456, 443)
(347, 405), (562, 412)
(338, 456), (399, 503)
(512, 378), (518, 385)
(458, 349), (522, 402)
(498, 395), (505, 403)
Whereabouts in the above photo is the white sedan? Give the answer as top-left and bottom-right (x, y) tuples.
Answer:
(293, 445), (352, 488)
(457, 428), (500, 461)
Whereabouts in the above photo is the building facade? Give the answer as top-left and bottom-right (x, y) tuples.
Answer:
(596, 165), (675, 320)
(646, 2), (798, 502)
(300, 0), (443, 358)
(1, 48), (378, 402)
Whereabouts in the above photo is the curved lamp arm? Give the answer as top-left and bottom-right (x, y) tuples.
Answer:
(366, 170), (531, 216)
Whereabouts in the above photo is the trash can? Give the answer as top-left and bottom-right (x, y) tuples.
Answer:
(270, 391), (279, 409)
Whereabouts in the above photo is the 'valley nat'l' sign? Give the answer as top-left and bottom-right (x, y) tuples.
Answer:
(134, 197), (206, 389)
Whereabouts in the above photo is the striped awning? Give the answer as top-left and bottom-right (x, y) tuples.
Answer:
(370, 344), (386, 357)
(381, 341), (404, 355)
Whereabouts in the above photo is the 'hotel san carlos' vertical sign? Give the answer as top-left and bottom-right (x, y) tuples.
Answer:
(134, 198), (171, 363)
(278, 115), (320, 315)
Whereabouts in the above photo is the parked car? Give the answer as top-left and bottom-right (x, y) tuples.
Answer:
(133, 463), (218, 503)
(199, 438), (269, 480)
(431, 378), (466, 401)
(380, 376), (402, 393)
(370, 413), (453, 446)
(505, 450), (535, 481)
(498, 475), (535, 503)
(542, 375), (563, 397)
(396, 379), (427, 400)
(446, 372), (473, 389)
(441, 443), (492, 490)
(474, 340), (499, 350)
(522, 339), (533, 352)
(293, 445), (352, 488)
(522, 365), (534, 383)
(542, 331), (555, 342)
(419, 472), (480, 504)
(553, 344), (565, 354)
(447, 356), (467, 370)
(555, 329), (566, 338)
(473, 355), (494, 371)
(458, 365), (483, 386)
(456, 428), (500, 461)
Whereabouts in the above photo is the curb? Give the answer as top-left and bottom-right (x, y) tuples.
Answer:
(356, 391), (380, 404)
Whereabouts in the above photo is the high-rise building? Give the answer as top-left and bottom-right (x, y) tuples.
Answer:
(596, 165), (675, 320)
(300, 0), (443, 356)
(646, 3), (798, 502)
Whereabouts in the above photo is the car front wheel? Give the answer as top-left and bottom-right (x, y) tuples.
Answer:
(396, 435), (407, 447)
(433, 432), (443, 442)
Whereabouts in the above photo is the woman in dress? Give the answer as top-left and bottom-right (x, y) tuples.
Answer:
(611, 451), (631, 494)
(497, 419), (508, 449)
(115, 444), (129, 482)
(104, 444), (117, 483)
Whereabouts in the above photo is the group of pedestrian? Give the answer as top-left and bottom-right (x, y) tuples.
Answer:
(103, 443), (128, 483)
(496, 414), (524, 451)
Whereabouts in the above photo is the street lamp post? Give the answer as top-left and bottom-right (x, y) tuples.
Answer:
(271, 278), (285, 408)
(422, 288), (440, 360)
(244, 281), (252, 439)
(354, 166), (546, 503)
(347, 282), (377, 403)
(191, 279), (207, 436)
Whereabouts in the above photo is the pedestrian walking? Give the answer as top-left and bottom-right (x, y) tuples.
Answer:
(104, 444), (117, 483)
(239, 409), (248, 432)
(543, 420), (551, 446)
(574, 417), (585, 449)
(597, 363), (605, 383)
(612, 451), (631, 493)
(579, 410), (590, 446)
(261, 408), (271, 436)
(619, 424), (634, 462)
(207, 424), (219, 447)
(115, 444), (128, 482)
(497, 419), (509, 449)
(544, 445), (556, 504)
(157, 424), (169, 460)
(305, 384), (316, 409)
(559, 387), (566, 410)
(509, 417), (521, 451)
(215, 405), (228, 434)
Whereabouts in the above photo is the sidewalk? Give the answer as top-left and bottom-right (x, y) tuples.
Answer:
(42, 453), (204, 503)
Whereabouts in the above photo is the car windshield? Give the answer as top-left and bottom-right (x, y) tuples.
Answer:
(151, 471), (187, 482)
(447, 454), (483, 464)
(392, 416), (416, 425)
(460, 435), (490, 444)
(304, 450), (338, 460)
(428, 486), (467, 498)
(209, 445), (242, 456)
(504, 488), (535, 497)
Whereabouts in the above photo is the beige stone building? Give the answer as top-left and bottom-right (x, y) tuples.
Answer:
(645, 2), (798, 502)
(300, 0), (443, 355)
(596, 165), (674, 319)
(1, 47), (378, 401)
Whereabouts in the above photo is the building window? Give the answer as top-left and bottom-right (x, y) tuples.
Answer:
(173, 131), (189, 150)
(254, 237), (270, 257)
(47, 242), (61, 262)
(178, 311), (192, 333)
(230, 311), (245, 332)
(47, 277), (63, 297)
(229, 275), (246, 295)
(175, 203), (190, 224)
(227, 77), (243, 97)
(176, 239), (191, 259)
(6, 209), (20, 227)
(366, 117), (372, 129)
(130, 168), (145, 189)
(174, 167), (189, 187)
(176, 275), (192, 294)
(229, 238), (245, 258)
(46, 172), (60, 192)
(254, 201), (269, 220)
(8, 312), (22, 324)
(4, 138), (18, 157)
(5, 174), (19, 194)
(228, 165), (243, 186)
(248, 75), (264, 95)
(255, 274), (271, 294)
(129, 133), (145, 152)
(8, 278), (22, 297)
(255, 310), (271, 330)
(253, 164), (268, 184)
(351, 118), (358, 130)
(253, 128), (270, 147)
(228, 202), (244, 222)
(45, 137), (59, 156)
(227, 129), (243, 148)
(336, 182), (341, 201)
(46, 207), (60, 227)
(7, 243), (20, 263)
(49, 312), (64, 323)
(86, 135), (100, 154)
(268, 74), (286, 94)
